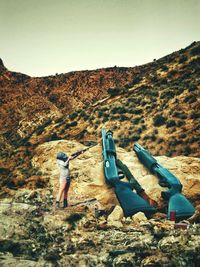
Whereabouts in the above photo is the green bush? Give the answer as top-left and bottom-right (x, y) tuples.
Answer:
(151, 91), (159, 98)
(143, 135), (151, 140)
(189, 137), (199, 143)
(153, 115), (166, 126)
(119, 138), (131, 148)
(80, 110), (89, 120)
(189, 57), (200, 67)
(188, 85), (197, 92)
(179, 55), (188, 64)
(98, 110), (104, 117)
(46, 133), (60, 141)
(150, 134), (156, 141)
(190, 46), (200, 56)
(173, 112), (187, 119)
(149, 75), (158, 83)
(132, 117), (141, 125)
(184, 95), (197, 104)
(111, 106), (127, 114)
(119, 115), (129, 121)
(191, 113), (200, 119)
(136, 127), (142, 134)
(169, 138), (183, 146)
(69, 121), (77, 127)
(180, 133), (186, 138)
(166, 120), (176, 128)
(49, 94), (58, 103)
(160, 90), (175, 99)
(69, 112), (78, 120)
(167, 70), (178, 78)
(55, 117), (64, 123)
(158, 78), (168, 85)
(141, 100), (148, 105)
(177, 120), (186, 127)
(132, 135), (140, 141)
(35, 118), (52, 135)
(65, 121), (77, 128)
(131, 108), (143, 115)
(161, 65), (169, 71)
(108, 88), (120, 96)
(183, 146), (192, 156)
(132, 76), (142, 85)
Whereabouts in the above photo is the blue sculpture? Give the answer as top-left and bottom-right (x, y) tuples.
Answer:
(134, 143), (196, 220)
(102, 129), (156, 217)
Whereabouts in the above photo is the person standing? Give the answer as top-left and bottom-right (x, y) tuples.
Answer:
(55, 146), (94, 208)
(56, 151), (79, 208)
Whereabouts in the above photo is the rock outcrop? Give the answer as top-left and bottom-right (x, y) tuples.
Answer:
(0, 139), (200, 266)
(32, 140), (200, 209)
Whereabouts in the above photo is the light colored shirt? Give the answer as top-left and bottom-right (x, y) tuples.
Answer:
(57, 159), (70, 180)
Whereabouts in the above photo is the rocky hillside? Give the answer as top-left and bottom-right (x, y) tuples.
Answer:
(0, 42), (200, 266)
(0, 140), (200, 266)
(0, 41), (199, 160)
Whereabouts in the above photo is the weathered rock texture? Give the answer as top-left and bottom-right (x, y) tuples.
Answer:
(0, 139), (200, 266)
(32, 140), (200, 209)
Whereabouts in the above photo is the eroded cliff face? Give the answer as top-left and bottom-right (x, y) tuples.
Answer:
(0, 140), (199, 266)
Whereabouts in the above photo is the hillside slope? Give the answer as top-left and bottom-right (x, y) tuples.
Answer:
(0, 42), (199, 191)
(0, 42), (199, 159)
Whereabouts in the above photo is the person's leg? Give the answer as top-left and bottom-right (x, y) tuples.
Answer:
(56, 180), (67, 207)
(63, 180), (71, 208)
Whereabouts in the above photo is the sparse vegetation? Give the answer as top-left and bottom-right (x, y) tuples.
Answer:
(166, 120), (176, 128)
(108, 88), (121, 96)
(190, 45), (200, 56)
(160, 90), (175, 99)
(0, 41), (200, 159)
(153, 115), (166, 126)
(179, 55), (188, 64)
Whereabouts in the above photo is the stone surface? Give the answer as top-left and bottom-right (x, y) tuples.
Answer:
(0, 139), (200, 266)
(132, 212), (148, 224)
(32, 140), (200, 210)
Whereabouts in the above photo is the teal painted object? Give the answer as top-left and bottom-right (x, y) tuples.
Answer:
(133, 143), (196, 220)
(102, 129), (156, 217)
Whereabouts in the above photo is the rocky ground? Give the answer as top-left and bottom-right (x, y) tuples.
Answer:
(0, 140), (200, 266)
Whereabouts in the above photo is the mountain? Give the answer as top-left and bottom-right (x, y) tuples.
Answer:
(0, 42), (200, 188)
(0, 42), (199, 161)
(0, 42), (200, 266)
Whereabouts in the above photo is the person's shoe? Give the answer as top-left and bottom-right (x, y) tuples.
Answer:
(56, 201), (60, 209)
(63, 199), (68, 208)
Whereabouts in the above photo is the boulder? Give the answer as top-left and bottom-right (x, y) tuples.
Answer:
(32, 140), (200, 211)
(107, 205), (124, 227)
(132, 212), (148, 224)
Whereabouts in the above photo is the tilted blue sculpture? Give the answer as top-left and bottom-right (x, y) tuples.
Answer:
(134, 143), (196, 220)
(102, 129), (156, 217)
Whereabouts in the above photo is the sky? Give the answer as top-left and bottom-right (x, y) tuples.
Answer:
(0, 0), (200, 77)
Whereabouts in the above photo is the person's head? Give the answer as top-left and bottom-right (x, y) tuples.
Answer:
(56, 152), (68, 162)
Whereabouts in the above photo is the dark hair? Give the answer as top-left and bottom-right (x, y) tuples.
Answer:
(57, 152), (68, 161)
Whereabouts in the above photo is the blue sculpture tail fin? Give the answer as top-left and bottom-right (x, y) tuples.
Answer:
(168, 193), (196, 220)
(114, 181), (156, 217)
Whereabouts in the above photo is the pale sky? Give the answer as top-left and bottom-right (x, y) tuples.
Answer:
(0, 0), (200, 77)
